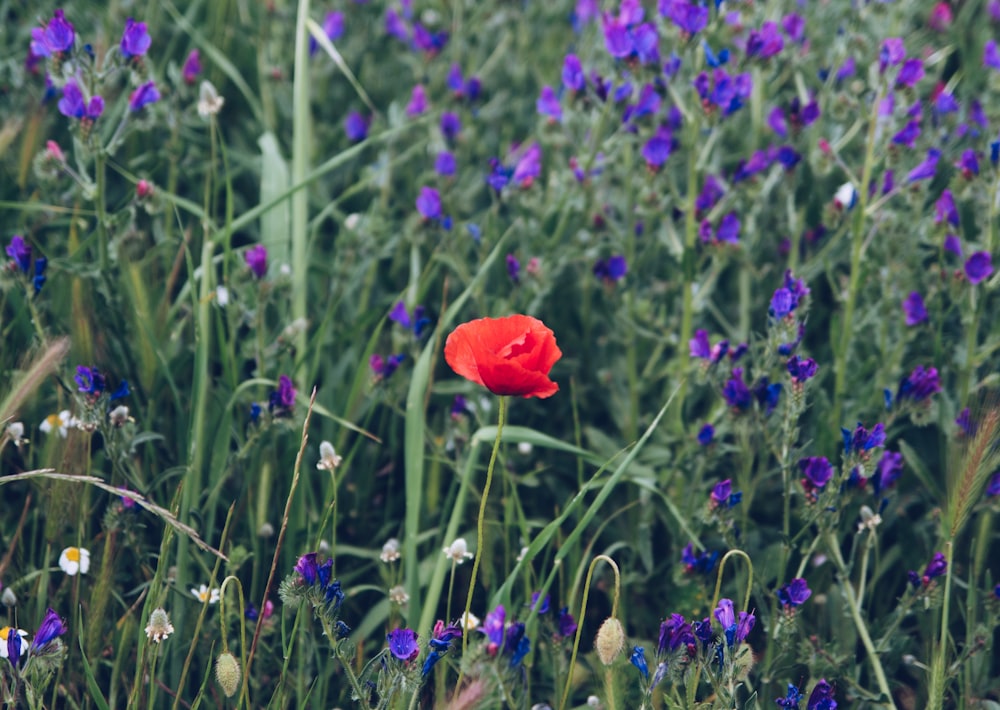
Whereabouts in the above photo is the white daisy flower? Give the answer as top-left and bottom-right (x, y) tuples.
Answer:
(58, 546), (90, 576)
(191, 584), (220, 604)
(459, 611), (480, 630)
(197, 81), (225, 117)
(443, 538), (474, 564)
(5, 422), (27, 449)
(388, 585), (409, 605)
(40, 410), (76, 438)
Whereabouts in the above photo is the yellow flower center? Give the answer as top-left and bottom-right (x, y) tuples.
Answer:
(65, 548), (80, 563)
(46, 413), (61, 427)
(198, 589), (209, 602)
(0, 627), (10, 641)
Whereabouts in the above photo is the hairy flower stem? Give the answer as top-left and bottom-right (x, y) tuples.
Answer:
(832, 86), (884, 433)
(560, 555), (621, 710)
(928, 541), (954, 710)
(457, 395), (506, 686)
(673, 131), (701, 431)
(825, 532), (895, 706)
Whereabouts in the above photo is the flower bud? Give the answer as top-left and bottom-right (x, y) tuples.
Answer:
(595, 617), (625, 666)
(215, 651), (242, 697)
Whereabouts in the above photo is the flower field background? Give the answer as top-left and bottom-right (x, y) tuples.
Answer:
(2, 0), (1000, 707)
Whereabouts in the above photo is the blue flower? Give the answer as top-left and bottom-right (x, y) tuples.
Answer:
(723, 368), (752, 411)
(388, 302), (430, 338)
(6, 235), (31, 273)
(806, 679), (837, 709)
(630, 646), (649, 680)
(58, 80), (105, 120)
(416, 186), (442, 220)
(120, 18), (151, 58)
(697, 423), (715, 445)
(776, 683), (804, 708)
(344, 112), (369, 142)
(129, 81), (160, 112)
(777, 578), (812, 608)
(537, 86), (562, 122)
(31, 608), (67, 651)
(30, 10), (75, 57)
(387, 628), (419, 661)
(530, 591), (550, 614)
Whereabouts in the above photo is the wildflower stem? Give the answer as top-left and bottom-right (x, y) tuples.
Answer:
(673, 131), (700, 431)
(710, 549), (754, 613)
(458, 395), (506, 685)
(832, 85), (883, 433)
(559, 554), (620, 710)
(246, 388), (317, 683)
(928, 541), (953, 710)
(824, 531), (895, 706)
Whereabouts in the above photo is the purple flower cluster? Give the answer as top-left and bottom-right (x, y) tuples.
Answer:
(268, 375), (296, 415)
(709, 479), (742, 509)
(798, 456), (834, 498)
(777, 578), (812, 609)
(6, 235), (48, 294)
(480, 604), (531, 668)
(907, 551), (947, 587)
(294, 552), (346, 608)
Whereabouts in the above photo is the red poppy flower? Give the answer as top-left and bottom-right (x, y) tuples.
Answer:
(444, 315), (561, 398)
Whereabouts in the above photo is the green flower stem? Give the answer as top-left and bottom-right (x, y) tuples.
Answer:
(559, 555), (621, 710)
(458, 395), (506, 685)
(711, 549), (754, 613)
(928, 540), (953, 710)
(218, 575), (250, 706)
(319, 617), (367, 705)
(824, 531), (894, 706)
(673, 120), (701, 430)
(831, 85), (884, 433)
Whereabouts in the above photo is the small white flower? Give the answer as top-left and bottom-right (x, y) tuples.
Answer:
(388, 585), (409, 605)
(833, 182), (858, 210)
(459, 611), (480, 630)
(443, 538), (474, 564)
(1, 588), (16, 607)
(0, 627), (28, 659)
(316, 441), (343, 471)
(58, 546), (90, 576)
(516, 546), (529, 563)
(145, 608), (175, 643)
(109, 406), (132, 427)
(5, 421), (27, 448)
(380, 538), (401, 563)
(517, 441), (533, 455)
(191, 584), (220, 604)
(215, 285), (230, 306)
(279, 263), (292, 277)
(344, 213), (361, 231)
(857, 505), (883, 534)
(197, 81), (225, 117)
(40, 410), (76, 438)
(586, 696), (602, 708)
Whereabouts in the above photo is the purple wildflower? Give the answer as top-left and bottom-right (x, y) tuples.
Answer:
(777, 578), (812, 608)
(537, 86), (562, 122)
(658, 613), (694, 653)
(768, 106), (788, 138)
(405, 84), (427, 116)
(295, 552), (319, 584)
(965, 251), (993, 284)
(934, 190), (959, 226)
(370, 353), (405, 380)
(985, 40), (1000, 70)
(806, 679), (837, 710)
(945, 233), (963, 257)
(630, 646), (649, 679)
(776, 684), (804, 709)
(662, 0), (709, 36)
(892, 120), (921, 148)
(714, 598), (754, 646)
(682, 542), (719, 575)
(344, 111), (369, 142)
(128, 81), (160, 112)
(723, 368), (752, 411)
(412, 23), (448, 54)
(440, 112), (461, 143)
(6, 235), (31, 273)
(182, 49), (201, 84)
(120, 18), (151, 58)
(873, 450), (904, 495)
(836, 56), (856, 82)
(799, 456), (834, 496)
(782, 13), (805, 42)
(907, 148), (940, 183)
(269, 375), (296, 413)
(879, 38), (906, 72)
(594, 255), (628, 283)
(787, 355), (817, 382)
(387, 628), (420, 661)
(416, 187), (442, 220)
(956, 149), (980, 178)
(31, 609), (67, 651)
(697, 423), (715, 445)
(716, 212), (740, 243)
(642, 126), (674, 169)
(696, 175), (725, 214)
(557, 607), (578, 638)
(435, 151), (456, 177)
(986, 472), (1000, 497)
(562, 54), (585, 92)
(903, 292), (928, 326)
(245, 244), (267, 278)
(895, 365), (941, 404)
(512, 143), (541, 187)
(30, 9), (75, 57)
(506, 254), (521, 284)
(75, 365), (106, 395)
(58, 80), (104, 120)
(746, 21), (784, 59)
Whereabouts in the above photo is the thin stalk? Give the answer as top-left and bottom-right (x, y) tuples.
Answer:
(928, 541), (954, 710)
(457, 396), (507, 687)
(672, 121), (701, 429)
(291, 0), (312, 382)
(825, 531), (895, 706)
(831, 86), (884, 431)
